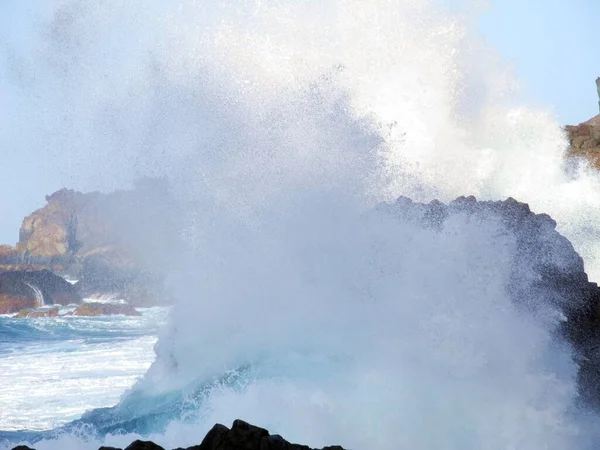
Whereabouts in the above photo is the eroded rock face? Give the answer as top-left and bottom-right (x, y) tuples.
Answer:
(188, 420), (345, 450)
(0, 270), (81, 314)
(566, 115), (600, 169)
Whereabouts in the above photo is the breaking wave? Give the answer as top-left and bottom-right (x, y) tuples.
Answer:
(2, 1), (600, 449)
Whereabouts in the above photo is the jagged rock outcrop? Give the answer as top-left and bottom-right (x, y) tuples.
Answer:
(0, 178), (178, 306)
(10, 420), (347, 450)
(182, 420), (345, 450)
(0, 270), (81, 314)
(566, 115), (600, 169)
(16, 189), (80, 259)
(376, 195), (600, 409)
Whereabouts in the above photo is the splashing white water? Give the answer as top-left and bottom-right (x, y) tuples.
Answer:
(24, 282), (45, 307)
(5, 0), (600, 275)
(2, 0), (600, 449)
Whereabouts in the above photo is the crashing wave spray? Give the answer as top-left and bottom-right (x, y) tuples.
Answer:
(24, 282), (45, 307)
(5, 0), (600, 276)
(2, 1), (600, 450)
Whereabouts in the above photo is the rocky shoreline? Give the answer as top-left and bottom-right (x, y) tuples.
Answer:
(0, 179), (178, 316)
(10, 420), (346, 450)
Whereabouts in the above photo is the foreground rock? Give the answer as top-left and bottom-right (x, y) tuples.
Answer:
(566, 114), (600, 169)
(0, 270), (81, 314)
(10, 420), (346, 450)
(69, 303), (140, 317)
(177, 420), (345, 450)
(376, 195), (600, 409)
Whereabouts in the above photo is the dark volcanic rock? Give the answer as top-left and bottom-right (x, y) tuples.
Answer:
(124, 441), (165, 450)
(0, 270), (81, 314)
(376, 195), (600, 409)
(191, 420), (345, 450)
(10, 420), (346, 450)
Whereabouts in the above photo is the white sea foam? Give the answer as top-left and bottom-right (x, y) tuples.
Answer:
(0, 336), (156, 431)
(82, 297), (127, 305)
(0, 310), (166, 432)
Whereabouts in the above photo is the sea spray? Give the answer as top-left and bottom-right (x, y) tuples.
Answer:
(12, 203), (590, 449)
(4, 0), (600, 278)
(1, 1), (600, 449)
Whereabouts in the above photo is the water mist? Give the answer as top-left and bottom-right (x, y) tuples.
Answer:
(2, 1), (600, 449)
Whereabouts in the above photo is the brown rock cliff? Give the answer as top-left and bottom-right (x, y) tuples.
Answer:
(566, 115), (600, 169)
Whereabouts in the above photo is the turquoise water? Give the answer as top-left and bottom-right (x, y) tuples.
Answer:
(0, 308), (167, 437)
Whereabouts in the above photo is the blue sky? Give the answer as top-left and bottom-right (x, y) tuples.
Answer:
(471, 0), (600, 124)
(3, 1), (597, 124)
(0, 0), (599, 244)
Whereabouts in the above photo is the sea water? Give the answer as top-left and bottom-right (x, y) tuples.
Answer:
(0, 308), (166, 432)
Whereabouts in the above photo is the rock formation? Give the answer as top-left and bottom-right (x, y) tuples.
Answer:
(566, 115), (600, 169)
(10, 420), (346, 450)
(375, 195), (600, 410)
(178, 420), (345, 450)
(70, 303), (140, 317)
(0, 270), (81, 314)
(0, 178), (178, 307)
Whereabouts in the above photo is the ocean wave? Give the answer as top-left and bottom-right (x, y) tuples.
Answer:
(0, 309), (168, 434)
(2, 0), (600, 449)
